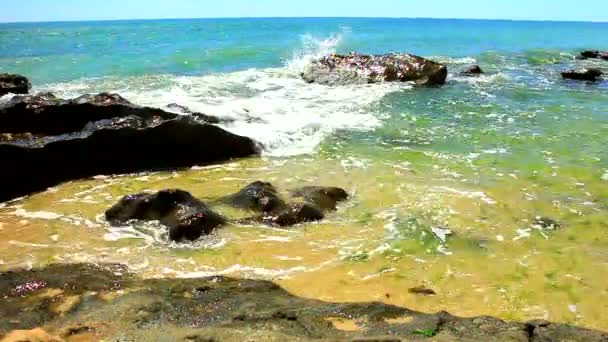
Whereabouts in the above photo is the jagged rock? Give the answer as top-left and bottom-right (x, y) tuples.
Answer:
(301, 53), (447, 86)
(0, 116), (259, 202)
(460, 65), (484, 76)
(0, 73), (31, 97)
(105, 189), (227, 242)
(290, 186), (349, 211)
(561, 68), (603, 82)
(0, 92), (180, 136)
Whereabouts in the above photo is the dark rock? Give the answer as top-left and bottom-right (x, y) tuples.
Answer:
(0, 92), (179, 136)
(0, 115), (259, 202)
(460, 65), (484, 76)
(579, 50), (608, 60)
(105, 189), (227, 242)
(219, 181), (287, 213)
(290, 186), (349, 211)
(2, 263), (608, 341)
(0, 73), (31, 97)
(408, 286), (437, 296)
(240, 203), (324, 227)
(561, 68), (603, 82)
(302, 53), (447, 86)
(166, 103), (226, 124)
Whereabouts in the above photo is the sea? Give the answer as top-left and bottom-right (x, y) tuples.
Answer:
(1, 18), (608, 329)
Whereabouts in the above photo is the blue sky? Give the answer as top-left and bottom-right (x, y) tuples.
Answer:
(1, 0), (607, 23)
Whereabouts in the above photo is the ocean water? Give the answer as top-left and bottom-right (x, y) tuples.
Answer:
(1, 18), (608, 329)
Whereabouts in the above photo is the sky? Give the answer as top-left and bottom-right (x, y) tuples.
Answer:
(1, 0), (607, 23)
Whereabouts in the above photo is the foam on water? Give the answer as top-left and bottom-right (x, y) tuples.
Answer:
(35, 32), (406, 156)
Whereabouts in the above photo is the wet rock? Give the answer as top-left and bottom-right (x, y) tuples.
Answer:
(166, 103), (226, 124)
(0, 73), (31, 97)
(3, 263), (608, 341)
(561, 68), (603, 82)
(290, 186), (349, 211)
(0, 92), (180, 136)
(460, 65), (484, 76)
(579, 50), (608, 60)
(240, 203), (324, 227)
(105, 189), (227, 242)
(0, 116), (259, 202)
(220, 181), (287, 213)
(302, 53), (448, 86)
(408, 286), (437, 296)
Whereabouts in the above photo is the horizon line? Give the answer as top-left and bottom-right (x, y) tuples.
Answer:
(1, 16), (607, 25)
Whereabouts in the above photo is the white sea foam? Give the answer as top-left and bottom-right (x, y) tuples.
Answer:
(35, 32), (406, 157)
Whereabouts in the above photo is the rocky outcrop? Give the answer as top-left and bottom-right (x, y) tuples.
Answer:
(0, 93), (260, 202)
(105, 189), (227, 242)
(239, 202), (325, 227)
(2, 263), (607, 341)
(460, 65), (484, 76)
(0, 73), (31, 97)
(166, 103), (228, 124)
(579, 50), (608, 60)
(561, 68), (603, 82)
(302, 53), (448, 86)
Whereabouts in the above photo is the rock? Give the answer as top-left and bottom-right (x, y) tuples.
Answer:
(579, 50), (608, 60)
(105, 189), (227, 242)
(460, 65), (484, 76)
(219, 181), (287, 213)
(408, 286), (437, 296)
(532, 217), (561, 230)
(0, 92), (179, 136)
(0, 73), (31, 97)
(290, 186), (349, 211)
(301, 53), (448, 86)
(240, 203), (325, 227)
(166, 103), (226, 124)
(561, 68), (603, 82)
(0, 115), (259, 202)
(2, 263), (608, 341)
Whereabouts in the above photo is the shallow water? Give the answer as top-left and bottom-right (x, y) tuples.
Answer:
(1, 18), (608, 330)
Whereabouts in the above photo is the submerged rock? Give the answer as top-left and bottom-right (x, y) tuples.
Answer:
(0, 73), (31, 97)
(0, 115), (259, 202)
(105, 189), (227, 242)
(301, 53), (448, 86)
(579, 50), (608, 60)
(460, 65), (484, 76)
(2, 263), (607, 341)
(220, 181), (287, 213)
(240, 202), (325, 227)
(561, 68), (603, 82)
(290, 186), (349, 211)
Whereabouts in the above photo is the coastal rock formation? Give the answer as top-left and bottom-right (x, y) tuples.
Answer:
(561, 68), (603, 82)
(290, 186), (349, 211)
(2, 263), (607, 341)
(239, 202), (325, 227)
(460, 65), (484, 76)
(0, 92), (224, 136)
(579, 50), (608, 60)
(166, 102), (227, 124)
(105, 189), (227, 241)
(220, 181), (287, 213)
(0, 93), (260, 202)
(0, 73), (31, 97)
(301, 53), (448, 86)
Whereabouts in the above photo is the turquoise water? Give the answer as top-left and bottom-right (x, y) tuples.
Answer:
(2, 18), (608, 328)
